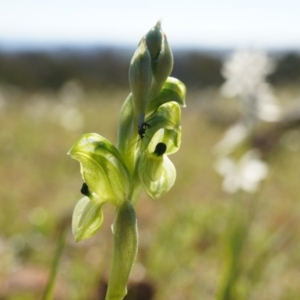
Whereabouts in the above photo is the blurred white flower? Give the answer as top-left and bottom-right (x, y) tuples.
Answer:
(215, 149), (269, 194)
(255, 83), (281, 122)
(221, 50), (275, 98)
(221, 50), (281, 122)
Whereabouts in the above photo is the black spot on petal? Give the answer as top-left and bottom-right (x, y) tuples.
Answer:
(81, 182), (89, 196)
(154, 143), (167, 156)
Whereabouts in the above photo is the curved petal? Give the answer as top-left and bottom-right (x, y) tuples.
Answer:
(150, 156), (176, 199)
(139, 152), (176, 200)
(147, 77), (186, 113)
(141, 101), (182, 154)
(149, 127), (182, 155)
(72, 196), (104, 242)
(68, 133), (132, 206)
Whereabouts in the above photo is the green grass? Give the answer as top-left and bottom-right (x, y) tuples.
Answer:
(1, 86), (300, 299)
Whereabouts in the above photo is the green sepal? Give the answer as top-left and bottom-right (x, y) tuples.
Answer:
(147, 77), (186, 113)
(72, 196), (104, 242)
(139, 152), (176, 199)
(105, 200), (138, 300)
(68, 133), (132, 206)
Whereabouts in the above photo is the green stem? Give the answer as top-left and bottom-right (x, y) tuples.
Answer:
(105, 200), (138, 300)
(42, 228), (66, 300)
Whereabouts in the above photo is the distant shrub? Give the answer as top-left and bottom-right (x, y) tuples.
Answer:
(269, 52), (300, 85)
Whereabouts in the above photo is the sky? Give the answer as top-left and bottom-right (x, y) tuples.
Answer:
(0, 0), (299, 51)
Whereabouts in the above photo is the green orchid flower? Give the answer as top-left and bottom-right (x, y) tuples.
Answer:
(68, 134), (138, 300)
(68, 133), (133, 240)
(68, 21), (186, 300)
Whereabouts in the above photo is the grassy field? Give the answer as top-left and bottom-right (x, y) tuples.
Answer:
(1, 84), (300, 300)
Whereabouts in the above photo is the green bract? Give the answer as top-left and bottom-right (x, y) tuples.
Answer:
(68, 21), (186, 300)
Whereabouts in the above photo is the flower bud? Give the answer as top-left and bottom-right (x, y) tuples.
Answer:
(129, 38), (152, 123)
(151, 34), (174, 98)
(145, 21), (163, 61)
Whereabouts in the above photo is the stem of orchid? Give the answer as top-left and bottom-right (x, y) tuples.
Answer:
(105, 200), (138, 300)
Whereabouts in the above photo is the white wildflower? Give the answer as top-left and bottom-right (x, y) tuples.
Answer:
(215, 149), (269, 194)
(221, 49), (281, 123)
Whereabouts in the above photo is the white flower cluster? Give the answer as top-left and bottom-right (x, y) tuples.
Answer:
(214, 50), (281, 194)
(221, 50), (281, 123)
(215, 150), (268, 194)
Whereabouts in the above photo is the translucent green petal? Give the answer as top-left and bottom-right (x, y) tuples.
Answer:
(72, 196), (104, 242)
(68, 133), (132, 206)
(147, 77), (186, 113)
(148, 127), (182, 155)
(138, 151), (164, 183)
(139, 153), (176, 200)
(142, 101), (182, 154)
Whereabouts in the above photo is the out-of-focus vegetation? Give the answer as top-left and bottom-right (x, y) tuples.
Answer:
(1, 48), (300, 300)
(0, 49), (300, 91)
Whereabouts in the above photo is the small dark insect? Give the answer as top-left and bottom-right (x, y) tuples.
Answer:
(129, 122), (151, 148)
(138, 122), (151, 140)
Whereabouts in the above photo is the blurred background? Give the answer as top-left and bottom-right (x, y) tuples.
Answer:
(1, 1), (300, 299)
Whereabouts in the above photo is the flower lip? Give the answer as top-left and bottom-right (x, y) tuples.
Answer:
(154, 142), (167, 156)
